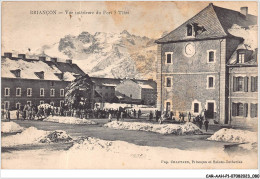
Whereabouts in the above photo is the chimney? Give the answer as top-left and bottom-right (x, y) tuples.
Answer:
(4, 52), (12, 58)
(39, 56), (46, 62)
(51, 57), (58, 63)
(66, 59), (72, 64)
(18, 54), (26, 59)
(240, 7), (248, 17)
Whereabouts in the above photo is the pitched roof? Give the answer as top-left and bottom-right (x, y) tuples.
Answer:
(90, 77), (122, 87)
(156, 3), (257, 43)
(1, 57), (61, 80)
(1, 57), (85, 81)
(45, 61), (86, 76)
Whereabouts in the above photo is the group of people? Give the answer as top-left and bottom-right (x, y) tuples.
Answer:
(157, 109), (210, 132)
(3, 102), (145, 121)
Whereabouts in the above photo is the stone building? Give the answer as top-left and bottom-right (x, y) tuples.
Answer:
(155, 3), (257, 125)
(90, 77), (157, 105)
(115, 79), (157, 105)
(1, 53), (86, 110)
(90, 77), (122, 103)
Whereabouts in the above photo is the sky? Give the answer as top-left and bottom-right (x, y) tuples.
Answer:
(2, 1), (258, 53)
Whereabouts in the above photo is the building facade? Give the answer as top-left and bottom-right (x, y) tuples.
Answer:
(155, 3), (257, 125)
(90, 77), (122, 103)
(1, 53), (86, 110)
(228, 48), (258, 128)
(115, 79), (157, 105)
(90, 77), (157, 105)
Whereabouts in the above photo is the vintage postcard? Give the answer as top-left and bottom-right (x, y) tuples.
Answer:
(1, 1), (258, 170)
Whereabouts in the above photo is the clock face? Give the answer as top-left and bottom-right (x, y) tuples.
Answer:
(185, 43), (195, 57)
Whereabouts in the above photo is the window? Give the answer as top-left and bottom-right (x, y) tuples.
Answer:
(16, 102), (21, 109)
(207, 76), (215, 89)
(50, 81), (55, 87)
(194, 103), (199, 113)
(207, 50), (216, 63)
(60, 100), (64, 107)
(27, 101), (32, 106)
(165, 77), (172, 87)
(60, 89), (64, 97)
(237, 51), (245, 63)
(50, 89), (55, 97)
(165, 52), (173, 64)
(40, 100), (44, 105)
(50, 102), (54, 106)
(233, 76), (248, 92)
(27, 88), (32, 96)
(250, 103), (258, 118)
(187, 24), (193, 36)
(40, 88), (45, 97)
(4, 88), (10, 96)
(232, 103), (248, 117)
(16, 88), (21, 96)
(251, 76), (258, 92)
(4, 101), (10, 110)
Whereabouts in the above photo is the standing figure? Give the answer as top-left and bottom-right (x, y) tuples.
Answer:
(6, 109), (10, 121)
(199, 117), (203, 129)
(149, 111), (153, 121)
(188, 112), (191, 122)
(204, 119), (209, 132)
(120, 111), (124, 121)
(108, 112), (112, 122)
(138, 109), (141, 119)
(133, 109), (136, 118)
(116, 111), (120, 121)
(16, 109), (20, 120)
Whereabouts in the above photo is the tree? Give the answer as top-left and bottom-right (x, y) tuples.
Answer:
(65, 74), (94, 109)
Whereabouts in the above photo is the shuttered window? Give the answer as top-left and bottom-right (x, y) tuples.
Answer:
(251, 76), (258, 92)
(233, 76), (248, 92)
(232, 103), (245, 117)
(244, 103), (248, 117)
(250, 103), (258, 118)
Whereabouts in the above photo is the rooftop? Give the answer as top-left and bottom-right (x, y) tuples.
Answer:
(156, 3), (257, 44)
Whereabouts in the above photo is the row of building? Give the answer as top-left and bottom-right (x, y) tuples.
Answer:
(1, 53), (157, 110)
(155, 3), (258, 127)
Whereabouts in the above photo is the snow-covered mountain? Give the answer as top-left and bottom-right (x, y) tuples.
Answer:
(25, 31), (157, 80)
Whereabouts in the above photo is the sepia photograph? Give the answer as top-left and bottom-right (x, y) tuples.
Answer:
(0, 0), (259, 174)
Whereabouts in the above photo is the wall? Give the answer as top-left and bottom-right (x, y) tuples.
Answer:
(115, 80), (141, 99)
(141, 88), (157, 105)
(2, 77), (70, 109)
(157, 39), (226, 122)
(229, 66), (258, 128)
(94, 85), (115, 102)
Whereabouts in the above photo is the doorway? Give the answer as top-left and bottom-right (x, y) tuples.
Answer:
(207, 102), (214, 118)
